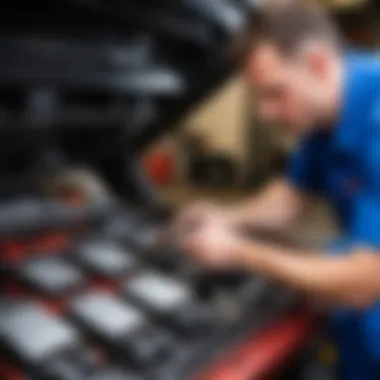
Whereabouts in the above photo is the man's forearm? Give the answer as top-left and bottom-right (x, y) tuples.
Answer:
(227, 178), (306, 231)
(235, 241), (380, 307)
(228, 200), (296, 231)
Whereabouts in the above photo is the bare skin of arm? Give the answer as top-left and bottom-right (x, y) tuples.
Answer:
(184, 226), (380, 308)
(236, 242), (380, 307)
(226, 177), (309, 231)
(172, 178), (309, 239)
(228, 182), (380, 306)
(177, 179), (380, 308)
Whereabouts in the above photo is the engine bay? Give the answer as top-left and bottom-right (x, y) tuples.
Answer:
(0, 2), (304, 379)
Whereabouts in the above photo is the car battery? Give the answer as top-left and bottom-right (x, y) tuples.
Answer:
(69, 292), (173, 369)
(124, 271), (223, 336)
(0, 303), (102, 380)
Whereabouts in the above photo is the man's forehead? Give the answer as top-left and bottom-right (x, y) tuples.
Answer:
(246, 43), (288, 83)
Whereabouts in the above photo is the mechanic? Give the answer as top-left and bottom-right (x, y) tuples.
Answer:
(171, 5), (380, 380)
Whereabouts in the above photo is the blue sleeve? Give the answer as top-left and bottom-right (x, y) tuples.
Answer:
(286, 136), (323, 194)
(366, 98), (380, 192)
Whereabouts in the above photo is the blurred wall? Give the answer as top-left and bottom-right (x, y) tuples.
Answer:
(145, 76), (250, 184)
(183, 76), (248, 164)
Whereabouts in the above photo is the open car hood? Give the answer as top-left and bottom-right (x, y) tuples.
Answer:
(0, 0), (258, 201)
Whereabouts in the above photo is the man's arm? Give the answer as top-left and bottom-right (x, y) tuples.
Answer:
(170, 177), (308, 239)
(228, 131), (323, 232)
(184, 226), (380, 308)
(227, 177), (309, 231)
(235, 241), (380, 308)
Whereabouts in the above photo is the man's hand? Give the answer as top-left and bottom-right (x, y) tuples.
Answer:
(154, 202), (234, 250)
(170, 202), (230, 237)
(180, 222), (247, 270)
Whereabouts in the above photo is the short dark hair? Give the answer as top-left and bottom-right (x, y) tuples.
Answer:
(250, 4), (342, 56)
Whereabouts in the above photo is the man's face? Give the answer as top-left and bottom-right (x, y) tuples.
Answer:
(245, 42), (332, 136)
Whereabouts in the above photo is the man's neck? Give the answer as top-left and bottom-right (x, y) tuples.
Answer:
(320, 56), (345, 128)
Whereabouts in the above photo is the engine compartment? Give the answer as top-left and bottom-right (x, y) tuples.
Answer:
(0, 2), (304, 380)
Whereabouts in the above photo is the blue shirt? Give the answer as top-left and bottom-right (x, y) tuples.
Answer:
(287, 52), (380, 244)
(287, 51), (380, 377)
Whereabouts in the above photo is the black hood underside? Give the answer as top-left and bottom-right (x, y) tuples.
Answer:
(0, 0), (258, 201)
